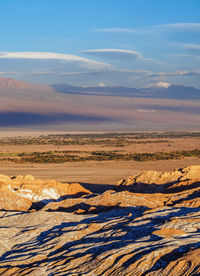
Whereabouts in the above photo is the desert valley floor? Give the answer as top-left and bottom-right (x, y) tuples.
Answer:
(0, 132), (199, 189)
(0, 158), (200, 193)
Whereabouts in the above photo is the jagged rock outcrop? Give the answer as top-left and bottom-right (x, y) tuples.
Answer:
(0, 166), (200, 275)
(117, 165), (200, 193)
(0, 174), (91, 211)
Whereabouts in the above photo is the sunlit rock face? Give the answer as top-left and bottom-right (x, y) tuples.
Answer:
(0, 166), (200, 275)
(0, 174), (91, 211)
(117, 165), (200, 193)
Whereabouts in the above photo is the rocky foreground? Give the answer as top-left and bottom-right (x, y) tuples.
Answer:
(0, 166), (200, 275)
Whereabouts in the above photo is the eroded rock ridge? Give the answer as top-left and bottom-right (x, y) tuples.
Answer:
(0, 166), (200, 275)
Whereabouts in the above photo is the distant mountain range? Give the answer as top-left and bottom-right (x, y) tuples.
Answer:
(0, 77), (199, 100)
(51, 83), (200, 99)
(0, 77), (199, 130)
(0, 77), (49, 91)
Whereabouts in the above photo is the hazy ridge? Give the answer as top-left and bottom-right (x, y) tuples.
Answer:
(0, 77), (200, 131)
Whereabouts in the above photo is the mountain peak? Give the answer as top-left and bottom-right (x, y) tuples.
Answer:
(0, 77), (49, 90)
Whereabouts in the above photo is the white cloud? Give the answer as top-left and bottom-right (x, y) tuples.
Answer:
(97, 82), (107, 87)
(145, 82), (171, 88)
(82, 49), (151, 61)
(0, 51), (112, 70)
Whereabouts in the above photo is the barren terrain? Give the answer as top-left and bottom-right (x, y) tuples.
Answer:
(1, 165), (200, 275)
(0, 132), (200, 275)
(0, 132), (199, 190)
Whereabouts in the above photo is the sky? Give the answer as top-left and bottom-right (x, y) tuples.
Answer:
(0, 0), (200, 88)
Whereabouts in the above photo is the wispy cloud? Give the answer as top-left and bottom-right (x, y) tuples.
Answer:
(161, 23), (200, 33)
(60, 71), (104, 76)
(118, 69), (152, 74)
(0, 51), (112, 70)
(0, 71), (18, 75)
(183, 44), (200, 55)
(149, 70), (200, 78)
(82, 49), (152, 62)
(92, 28), (138, 34)
(59, 68), (198, 83)
(93, 23), (200, 35)
(128, 70), (200, 81)
(31, 71), (55, 75)
(92, 27), (152, 35)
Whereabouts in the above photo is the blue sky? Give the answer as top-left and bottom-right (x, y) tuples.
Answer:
(0, 0), (200, 88)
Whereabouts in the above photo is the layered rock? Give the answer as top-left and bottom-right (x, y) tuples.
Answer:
(117, 165), (200, 193)
(0, 174), (91, 211)
(0, 166), (200, 275)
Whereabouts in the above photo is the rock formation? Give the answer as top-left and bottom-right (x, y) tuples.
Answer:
(0, 166), (200, 275)
(0, 174), (91, 211)
(117, 165), (200, 193)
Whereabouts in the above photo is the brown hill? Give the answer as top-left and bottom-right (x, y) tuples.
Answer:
(0, 77), (49, 90)
(0, 166), (200, 275)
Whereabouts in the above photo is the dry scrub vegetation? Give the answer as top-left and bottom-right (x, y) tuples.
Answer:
(0, 131), (200, 164)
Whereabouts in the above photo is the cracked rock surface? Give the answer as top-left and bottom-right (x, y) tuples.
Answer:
(0, 166), (200, 275)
